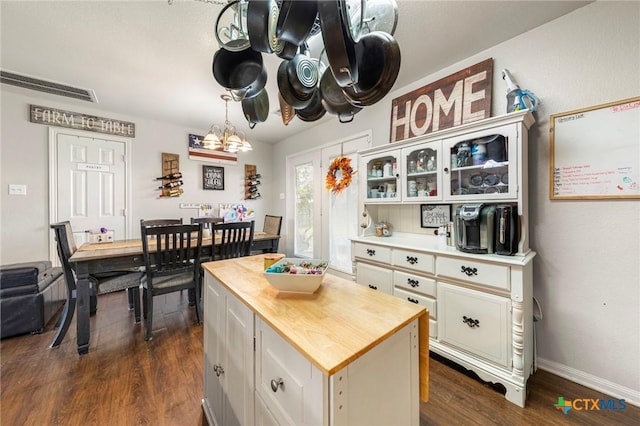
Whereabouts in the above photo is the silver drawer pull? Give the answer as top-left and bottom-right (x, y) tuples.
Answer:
(463, 316), (480, 328)
(408, 278), (419, 287)
(270, 378), (284, 392)
(406, 256), (418, 265)
(460, 266), (478, 276)
(366, 248), (376, 256)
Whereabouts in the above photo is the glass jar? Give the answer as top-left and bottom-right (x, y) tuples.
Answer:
(417, 150), (427, 172)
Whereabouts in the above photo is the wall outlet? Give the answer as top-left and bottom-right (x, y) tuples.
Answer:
(8, 184), (27, 195)
(279, 193), (285, 200)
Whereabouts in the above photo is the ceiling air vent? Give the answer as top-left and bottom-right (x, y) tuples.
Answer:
(0, 70), (97, 103)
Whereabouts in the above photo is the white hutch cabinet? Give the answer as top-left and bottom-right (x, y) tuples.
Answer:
(352, 110), (536, 407)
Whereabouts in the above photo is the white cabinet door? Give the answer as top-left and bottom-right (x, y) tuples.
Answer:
(438, 282), (511, 367)
(204, 276), (254, 426)
(204, 275), (226, 426)
(223, 294), (255, 426)
(442, 123), (519, 202)
(361, 150), (401, 203)
(401, 141), (443, 201)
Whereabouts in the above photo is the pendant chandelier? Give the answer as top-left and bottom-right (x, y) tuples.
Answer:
(203, 94), (252, 153)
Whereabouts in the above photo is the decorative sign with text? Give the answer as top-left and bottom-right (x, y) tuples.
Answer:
(29, 105), (135, 137)
(389, 59), (492, 143)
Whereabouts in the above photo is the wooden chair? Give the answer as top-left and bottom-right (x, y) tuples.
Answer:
(140, 222), (203, 341)
(251, 215), (282, 254)
(50, 222), (143, 347)
(263, 215), (283, 237)
(213, 221), (255, 260)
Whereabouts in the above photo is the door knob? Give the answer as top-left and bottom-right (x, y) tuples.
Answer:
(270, 378), (284, 392)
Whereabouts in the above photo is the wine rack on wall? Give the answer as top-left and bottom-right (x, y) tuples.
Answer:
(157, 152), (183, 198)
(245, 164), (261, 200)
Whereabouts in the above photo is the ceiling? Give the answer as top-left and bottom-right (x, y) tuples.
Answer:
(0, 1), (590, 144)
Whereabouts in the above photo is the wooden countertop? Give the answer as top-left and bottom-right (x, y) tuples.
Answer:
(203, 255), (428, 378)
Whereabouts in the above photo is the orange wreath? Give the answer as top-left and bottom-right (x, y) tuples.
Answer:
(326, 156), (356, 194)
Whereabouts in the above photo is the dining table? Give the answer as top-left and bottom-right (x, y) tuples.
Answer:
(67, 231), (280, 354)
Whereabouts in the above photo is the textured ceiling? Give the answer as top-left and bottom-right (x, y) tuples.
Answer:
(0, 1), (590, 144)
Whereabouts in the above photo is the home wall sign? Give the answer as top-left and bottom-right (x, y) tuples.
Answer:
(29, 105), (135, 137)
(389, 58), (492, 143)
(550, 96), (640, 200)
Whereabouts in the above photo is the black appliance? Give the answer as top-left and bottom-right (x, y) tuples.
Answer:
(455, 204), (496, 254)
(494, 205), (518, 255)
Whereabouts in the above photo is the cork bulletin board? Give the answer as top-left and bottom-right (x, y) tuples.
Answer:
(550, 97), (640, 200)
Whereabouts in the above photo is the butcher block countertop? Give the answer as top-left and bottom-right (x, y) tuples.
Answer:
(203, 254), (429, 400)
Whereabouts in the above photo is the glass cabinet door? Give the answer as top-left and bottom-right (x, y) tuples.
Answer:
(443, 124), (517, 201)
(402, 143), (442, 201)
(361, 150), (401, 202)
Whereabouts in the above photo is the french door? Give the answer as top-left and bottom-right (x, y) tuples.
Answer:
(286, 132), (370, 274)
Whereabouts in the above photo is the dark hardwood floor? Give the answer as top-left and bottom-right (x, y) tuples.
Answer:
(1, 290), (638, 425)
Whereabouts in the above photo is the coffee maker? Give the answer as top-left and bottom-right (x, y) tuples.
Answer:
(455, 204), (496, 254)
(494, 205), (518, 255)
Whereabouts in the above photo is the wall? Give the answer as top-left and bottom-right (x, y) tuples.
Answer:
(272, 2), (640, 403)
(0, 89), (274, 263)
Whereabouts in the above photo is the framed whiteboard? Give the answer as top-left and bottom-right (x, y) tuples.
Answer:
(550, 97), (640, 200)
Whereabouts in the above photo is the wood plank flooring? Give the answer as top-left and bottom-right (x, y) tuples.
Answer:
(1, 290), (638, 425)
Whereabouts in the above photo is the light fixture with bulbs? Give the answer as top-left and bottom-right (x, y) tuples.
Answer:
(203, 94), (253, 153)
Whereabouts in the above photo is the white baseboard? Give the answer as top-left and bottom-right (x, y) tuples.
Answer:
(537, 357), (639, 408)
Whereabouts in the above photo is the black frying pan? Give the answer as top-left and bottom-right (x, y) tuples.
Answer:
(247, 0), (277, 53)
(318, 0), (358, 88)
(341, 31), (401, 107)
(277, 59), (314, 109)
(295, 88), (326, 122)
(230, 63), (267, 101)
(319, 68), (362, 123)
(212, 47), (263, 90)
(276, 0), (318, 46)
(242, 88), (269, 129)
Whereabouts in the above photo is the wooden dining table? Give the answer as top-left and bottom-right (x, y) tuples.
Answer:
(68, 231), (280, 354)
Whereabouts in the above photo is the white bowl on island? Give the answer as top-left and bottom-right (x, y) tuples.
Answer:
(263, 258), (328, 293)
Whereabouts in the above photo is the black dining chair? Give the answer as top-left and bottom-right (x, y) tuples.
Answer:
(191, 217), (224, 262)
(140, 222), (203, 341)
(50, 222), (144, 347)
(140, 218), (182, 227)
(213, 221), (255, 260)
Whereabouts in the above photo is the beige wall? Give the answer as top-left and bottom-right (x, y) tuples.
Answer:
(0, 89), (274, 263)
(272, 2), (640, 404)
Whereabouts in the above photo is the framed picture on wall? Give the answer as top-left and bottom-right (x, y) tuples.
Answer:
(203, 165), (224, 190)
(420, 204), (451, 228)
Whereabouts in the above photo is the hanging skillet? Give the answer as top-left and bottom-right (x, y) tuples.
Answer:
(341, 31), (401, 107)
(318, 0), (358, 88)
(276, 0), (318, 46)
(212, 47), (263, 90)
(242, 87), (269, 129)
(215, 1), (250, 52)
(319, 68), (362, 123)
(277, 59), (314, 109)
(247, 0), (278, 53)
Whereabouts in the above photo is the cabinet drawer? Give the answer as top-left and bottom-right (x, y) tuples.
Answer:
(356, 262), (393, 294)
(394, 287), (436, 320)
(437, 283), (510, 367)
(394, 270), (436, 297)
(256, 320), (323, 426)
(392, 249), (435, 274)
(437, 256), (510, 290)
(254, 390), (280, 426)
(353, 243), (392, 264)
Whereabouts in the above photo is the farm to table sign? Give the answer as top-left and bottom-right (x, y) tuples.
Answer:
(389, 59), (493, 143)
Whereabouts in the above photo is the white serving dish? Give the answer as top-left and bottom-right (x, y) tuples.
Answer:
(263, 258), (328, 293)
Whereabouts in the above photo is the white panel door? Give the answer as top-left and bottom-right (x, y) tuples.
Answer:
(56, 132), (127, 243)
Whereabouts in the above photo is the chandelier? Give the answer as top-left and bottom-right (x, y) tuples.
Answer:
(203, 94), (253, 153)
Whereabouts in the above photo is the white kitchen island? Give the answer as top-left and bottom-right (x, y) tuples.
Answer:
(202, 254), (429, 426)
